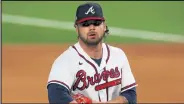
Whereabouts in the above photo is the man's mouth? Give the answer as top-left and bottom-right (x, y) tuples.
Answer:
(87, 32), (97, 38)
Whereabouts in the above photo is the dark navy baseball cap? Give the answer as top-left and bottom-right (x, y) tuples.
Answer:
(75, 2), (105, 24)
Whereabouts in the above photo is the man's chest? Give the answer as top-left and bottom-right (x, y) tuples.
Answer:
(73, 60), (123, 91)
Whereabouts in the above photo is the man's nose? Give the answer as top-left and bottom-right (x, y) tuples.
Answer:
(89, 24), (95, 30)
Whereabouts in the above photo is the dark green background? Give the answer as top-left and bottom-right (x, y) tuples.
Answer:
(2, 1), (184, 44)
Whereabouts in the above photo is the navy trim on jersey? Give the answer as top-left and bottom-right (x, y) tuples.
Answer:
(105, 44), (110, 63)
(120, 87), (137, 103)
(47, 83), (73, 104)
(98, 94), (101, 102)
(106, 80), (109, 101)
(121, 83), (137, 92)
(72, 44), (110, 102)
(104, 44), (110, 101)
(72, 46), (98, 73)
(47, 83), (136, 103)
(72, 45), (100, 101)
(48, 80), (70, 90)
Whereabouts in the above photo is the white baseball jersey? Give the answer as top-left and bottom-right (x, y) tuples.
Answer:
(47, 42), (137, 102)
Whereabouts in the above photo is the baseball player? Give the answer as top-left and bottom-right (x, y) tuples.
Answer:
(47, 2), (137, 104)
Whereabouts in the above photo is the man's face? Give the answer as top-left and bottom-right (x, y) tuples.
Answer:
(76, 20), (106, 46)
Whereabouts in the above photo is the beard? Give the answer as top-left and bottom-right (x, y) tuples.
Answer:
(78, 31), (105, 46)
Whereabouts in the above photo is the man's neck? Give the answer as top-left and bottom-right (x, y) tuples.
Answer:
(79, 40), (103, 59)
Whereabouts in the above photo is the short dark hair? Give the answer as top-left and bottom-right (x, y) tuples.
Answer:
(105, 25), (109, 35)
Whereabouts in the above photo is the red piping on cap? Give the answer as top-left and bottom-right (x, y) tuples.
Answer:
(76, 17), (105, 24)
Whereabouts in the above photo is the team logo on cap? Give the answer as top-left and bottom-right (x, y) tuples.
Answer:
(85, 6), (95, 15)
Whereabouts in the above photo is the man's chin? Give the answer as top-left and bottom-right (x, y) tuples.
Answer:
(84, 39), (102, 46)
(85, 41), (100, 46)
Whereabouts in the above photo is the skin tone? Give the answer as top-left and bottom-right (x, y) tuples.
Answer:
(69, 20), (128, 104)
(76, 20), (106, 59)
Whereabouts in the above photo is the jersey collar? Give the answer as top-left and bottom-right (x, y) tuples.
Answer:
(72, 42), (110, 72)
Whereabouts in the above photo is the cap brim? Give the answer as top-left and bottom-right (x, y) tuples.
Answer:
(76, 17), (105, 24)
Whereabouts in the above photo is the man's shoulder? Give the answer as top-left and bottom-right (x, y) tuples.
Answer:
(53, 45), (79, 63)
(106, 44), (128, 61)
(106, 44), (126, 54)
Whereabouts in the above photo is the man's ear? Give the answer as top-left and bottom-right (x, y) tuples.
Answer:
(103, 22), (107, 32)
(75, 25), (79, 33)
(75, 25), (80, 39)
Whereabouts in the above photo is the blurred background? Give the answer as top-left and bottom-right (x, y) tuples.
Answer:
(2, 1), (184, 103)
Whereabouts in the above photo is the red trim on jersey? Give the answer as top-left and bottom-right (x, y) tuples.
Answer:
(72, 44), (110, 102)
(48, 80), (70, 90)
(95, 78), (121, 91)
(105, 44), (110, 64)
(121, 83), (137, 91)
(72, 46), (98, 73)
